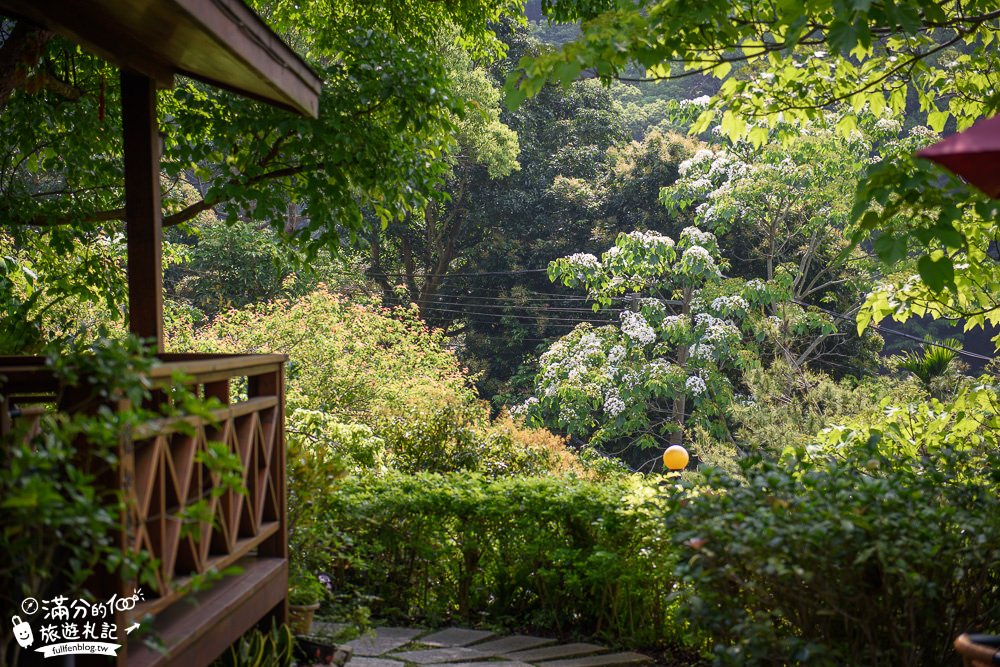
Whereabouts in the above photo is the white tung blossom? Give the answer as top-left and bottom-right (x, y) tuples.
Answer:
(680, 95), (711, 108)
(620, 311), (657, 345)
(604, 387), (626, 416)
(681, 226), (716, 247)
(510, 396), (539, 417)
(678, 148), (715, 175)
(686, 375), (708, 396)
(662, 315), (686, 330)
(688, 343), (715, 360)
(711, 295), (749, 313)
(565, 253), (600, 269)
(639, 298), (666, 313)
(648, 358), (674, 379)
(680, 245), (722, 277)
(607, 345), (626, 364)
(625, 230), (675, 247)
(874, 117), (902, 134)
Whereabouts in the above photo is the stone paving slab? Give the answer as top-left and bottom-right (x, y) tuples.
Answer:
(345, 627), (425, 656)
(348, 658), (406, 667)
(434, 662), (531, 667)
(418, 628), (497, 647)
(391, 647), (491, 664)
(467, 635), (556, 655)
(536, 652), (652, 667)
(503, 644), (608, 663)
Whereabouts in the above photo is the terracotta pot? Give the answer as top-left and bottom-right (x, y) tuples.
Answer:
(288, 602), (320, 635)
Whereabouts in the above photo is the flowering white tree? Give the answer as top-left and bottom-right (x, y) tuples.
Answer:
(516, 228), (785, 465)
(660, 118), (890, 371)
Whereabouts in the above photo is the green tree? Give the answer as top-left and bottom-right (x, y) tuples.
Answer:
(519, 228), (791, 467)
(0, 2), (522, 347)
(662, 117), (885, 373)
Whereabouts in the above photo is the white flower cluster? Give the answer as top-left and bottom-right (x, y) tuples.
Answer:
(688, 343), (715, 361)
(695, 312), (739, 344)
(662, 315), (686, 331)
(874, 117), (902, 134)
(620, 311), (656, 345)
(620, 369), (642, 390)
(603, 387), (626, 416)
(688, 177), (712, 191)
(744, 278), (765, 292)
(678, 148), (715, 176)
(909, 125), (936, 139)
(648, 358), (674, 380)
(680, 245), (722, 277)
(510, 396), (539, 417)
(639, 298), (666, 313)
(686, 375), (708, 396)
(680, 95), (711, 108)
(607, 345), (626, 364)
(707, 151), (750, 180)
(538, 331), (604, 396)
(625, 230), (675, 247)
(711, 295), (749, 313)
(683, 245), (713, 263)
(565, 253), (600, 269)
(680, 226), (716, 247)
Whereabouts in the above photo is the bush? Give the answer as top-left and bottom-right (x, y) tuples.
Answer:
(668, 442), (1000, 666)
(175, 289), (588, 478)
(320, 472), (680, 645)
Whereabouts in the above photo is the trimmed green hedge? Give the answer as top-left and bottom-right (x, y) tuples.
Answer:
(321, 473), (678, 644)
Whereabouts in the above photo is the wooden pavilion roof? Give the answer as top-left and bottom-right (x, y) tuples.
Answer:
(0, 0), (321, 117)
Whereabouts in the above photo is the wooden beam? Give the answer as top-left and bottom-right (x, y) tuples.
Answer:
(121, 71), (164, 352)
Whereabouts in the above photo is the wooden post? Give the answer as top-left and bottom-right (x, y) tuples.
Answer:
(121, 71), (164, 353)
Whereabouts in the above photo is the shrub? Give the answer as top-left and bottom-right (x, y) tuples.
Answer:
(320, 472), (680, 645)
(668, 441), (1000, 666)
(174, 289), (587, 478)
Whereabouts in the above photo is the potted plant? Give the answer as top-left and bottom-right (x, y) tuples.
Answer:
(288, 568), (327, 635)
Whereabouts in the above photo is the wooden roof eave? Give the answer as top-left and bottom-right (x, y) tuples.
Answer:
(0, 0), (321, 118)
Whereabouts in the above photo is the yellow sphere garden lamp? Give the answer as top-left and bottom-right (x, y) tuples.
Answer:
(662, 445), (689, 471)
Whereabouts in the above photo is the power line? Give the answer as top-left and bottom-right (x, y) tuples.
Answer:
(793, 299), (995, 363)
(362, 268), (549, 278)
(419, 303), (617, 326)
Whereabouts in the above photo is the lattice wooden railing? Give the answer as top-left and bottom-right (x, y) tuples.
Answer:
(0, 353), (289, 666)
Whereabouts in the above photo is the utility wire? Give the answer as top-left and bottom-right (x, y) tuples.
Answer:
(793, 299), (995, 363)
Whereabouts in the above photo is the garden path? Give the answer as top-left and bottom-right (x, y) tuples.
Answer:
(312, 623), (652, 667)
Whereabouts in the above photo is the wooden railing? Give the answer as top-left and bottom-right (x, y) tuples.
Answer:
(0, 353), (289, 666)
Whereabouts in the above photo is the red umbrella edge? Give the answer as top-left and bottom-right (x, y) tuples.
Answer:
(916, 114), (1000, 199)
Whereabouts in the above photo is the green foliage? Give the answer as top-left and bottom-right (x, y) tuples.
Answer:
(287, 411), (350, 582)
(320, 472), (682, 644)
(895, 337), (963, 391)
(167, 218), (315, 319)
(514, 0), (999, 140)
(174, 288), (584, 480)
(288, 569), (329, 607)
(521, 228), (807, 461)
(169, 288), (473, 417)
(0, 1), (526, 337)
(691, 362), (924, 472)
(0, 333), (241, 661)
(214, 622), (296, 667)
(668, 436), (1000, 665)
